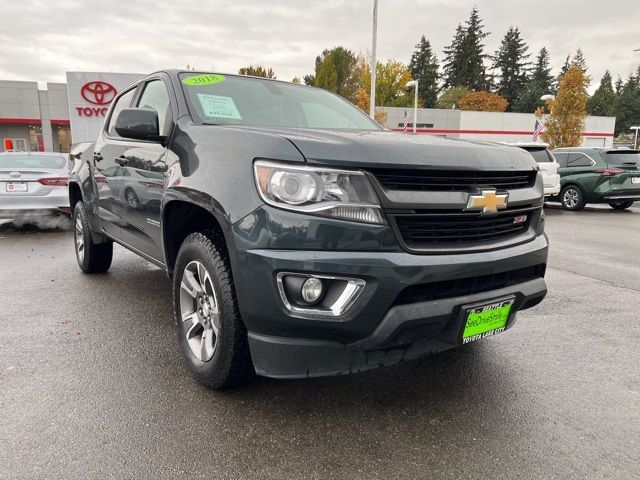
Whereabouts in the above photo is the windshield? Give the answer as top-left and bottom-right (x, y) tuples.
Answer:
(180, 73), (380, 131)
(0, 154), (67, 169)
(604, 151), (640, 166)
(521, 147), (552, 162)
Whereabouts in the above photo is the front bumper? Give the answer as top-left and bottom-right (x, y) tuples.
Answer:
(232, 227), (549, 378)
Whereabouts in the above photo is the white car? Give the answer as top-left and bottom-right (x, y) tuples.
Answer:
(0, 152), (70, 220)
(504, 143), (561, 196)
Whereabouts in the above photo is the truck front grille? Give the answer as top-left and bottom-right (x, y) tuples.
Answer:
(369, 169), (536, 191)
(393, 209), (532, 247)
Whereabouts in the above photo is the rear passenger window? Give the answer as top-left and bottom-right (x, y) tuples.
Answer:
(107, 88), (137, 137)
(553, 152), (569, 167)
(567, 154), (593, 167)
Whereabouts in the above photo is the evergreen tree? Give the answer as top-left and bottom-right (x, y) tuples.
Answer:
(614, 75), (624, 94)
(408, 35), (440, 108)
(460, 7), (490, 90)
(492, 27), (531, 111)
(442, 7), (490, 90)
(442, 24), (465, 89)
(588, 70), (617, 116)
(572, 48), (588, 74)
(559, 55), (571, 77)
(614, 71), (640, 135)
(513, 47), (555, 113)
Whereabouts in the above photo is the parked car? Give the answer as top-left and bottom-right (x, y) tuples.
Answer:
(69, 70), (548, 389)
(0, 151), (70, 220)
(503, 143), (560, 197)
(551, 148), (640, 210)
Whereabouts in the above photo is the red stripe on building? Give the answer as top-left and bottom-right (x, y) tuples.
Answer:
(50, 119), (71, 125)
(0, 118), (42, 125)
(391, 128), (614, 137)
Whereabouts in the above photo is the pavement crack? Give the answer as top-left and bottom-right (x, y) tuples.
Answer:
(548, 266), (640, 293)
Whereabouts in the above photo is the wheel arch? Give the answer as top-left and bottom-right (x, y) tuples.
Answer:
(162, 199), (230, 277)
(69, 181), (83, 209)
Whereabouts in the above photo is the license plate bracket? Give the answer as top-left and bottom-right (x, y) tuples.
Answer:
(461, 297), (515, 344)
(5, 182), (28, 192)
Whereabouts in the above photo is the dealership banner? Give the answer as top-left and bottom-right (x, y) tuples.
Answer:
(66, 72), (143, 144)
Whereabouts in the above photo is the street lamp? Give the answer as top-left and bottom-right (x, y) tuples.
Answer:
(369, 0), (378, 120)
(406, 80), (419, 134)
(540, 94), (555, 101)
(630, 126), (640, 150)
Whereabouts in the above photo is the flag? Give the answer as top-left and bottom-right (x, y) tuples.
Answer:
(402, 110), (410, 133)
(532, 118), (544, 141)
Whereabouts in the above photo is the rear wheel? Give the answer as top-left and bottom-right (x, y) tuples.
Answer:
(560, 185), (585, 211)
(172, 231), (254, 389)
(73, 201), (113, 273)
(609, 200), (634, 210)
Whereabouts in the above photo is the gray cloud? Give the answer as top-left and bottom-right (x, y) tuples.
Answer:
(0, 0), (638, 92)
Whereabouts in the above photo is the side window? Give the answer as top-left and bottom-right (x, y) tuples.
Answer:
(137, 80), (172, 136)
(554, 152), (568, 167)
(567, 153), (593, 168)
(107, 88), (137, 137)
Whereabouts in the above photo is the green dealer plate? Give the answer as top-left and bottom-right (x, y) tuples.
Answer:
(462, 298), (514, 344)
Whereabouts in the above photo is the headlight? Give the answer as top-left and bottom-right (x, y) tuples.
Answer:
(254, 160), (385, 224)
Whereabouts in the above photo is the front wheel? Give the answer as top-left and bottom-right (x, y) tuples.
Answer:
(73, 201), (113, 273)
(609, 200), (634, 210)
(560, 185), (585, 211)
(172, 231), (254, 389)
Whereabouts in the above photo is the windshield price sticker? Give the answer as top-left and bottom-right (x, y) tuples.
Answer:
(182, 74), (225, 86)
(196, 94), (242, 120)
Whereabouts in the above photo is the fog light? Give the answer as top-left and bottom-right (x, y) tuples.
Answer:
(301, 277), (324, 304)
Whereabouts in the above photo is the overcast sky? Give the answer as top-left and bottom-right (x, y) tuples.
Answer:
(1, 0), (638, 92)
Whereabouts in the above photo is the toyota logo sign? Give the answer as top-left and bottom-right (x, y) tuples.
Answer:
(80, 81), (117, 105)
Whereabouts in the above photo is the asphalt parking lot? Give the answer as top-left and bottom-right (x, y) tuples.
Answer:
(1, 205), (639, 479)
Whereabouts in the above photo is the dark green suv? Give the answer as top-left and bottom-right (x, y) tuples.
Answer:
(551, 148), (640, 210)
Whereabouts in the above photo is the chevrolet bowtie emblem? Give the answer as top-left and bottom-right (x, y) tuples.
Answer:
(465, 190), (508, 214)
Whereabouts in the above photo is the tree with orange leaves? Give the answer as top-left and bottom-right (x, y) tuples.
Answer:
(457, 91), (508, 111)
(540, 65), (590, 148)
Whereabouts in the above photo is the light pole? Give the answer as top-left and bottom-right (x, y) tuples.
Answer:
(631, 126), (640, 150)
(369, 0), (378, 120)
(406, 80), (418, 134)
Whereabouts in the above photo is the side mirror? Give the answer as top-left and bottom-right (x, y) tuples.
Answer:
(114, 108), (164, 142)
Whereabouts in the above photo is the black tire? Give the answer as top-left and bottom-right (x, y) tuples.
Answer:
(172, 231), (254, 389)
(608, 200), (634, 210)
(73, 201), (113, 273)
(560, 185), (586, 211)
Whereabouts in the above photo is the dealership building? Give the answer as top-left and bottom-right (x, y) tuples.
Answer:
(0, 72), (616, 153)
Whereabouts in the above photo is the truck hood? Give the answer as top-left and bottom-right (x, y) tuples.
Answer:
(234, 126), (537, 172)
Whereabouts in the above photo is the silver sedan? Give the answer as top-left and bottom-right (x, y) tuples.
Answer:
(0, 152), (70, 220)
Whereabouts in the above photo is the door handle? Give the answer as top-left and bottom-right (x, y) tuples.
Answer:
(115, 156), (129, 166)
(93, 152), (103, 162)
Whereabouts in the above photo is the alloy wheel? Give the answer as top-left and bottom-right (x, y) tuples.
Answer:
(563, 188), (580, 209)
(179, 260), (221, 362)
(74, 214), (84, 263)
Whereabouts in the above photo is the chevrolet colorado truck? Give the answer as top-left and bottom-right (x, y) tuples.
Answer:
(69, 70), (548, 389)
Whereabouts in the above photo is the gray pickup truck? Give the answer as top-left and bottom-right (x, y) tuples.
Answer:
(69, 70), (548, 389)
